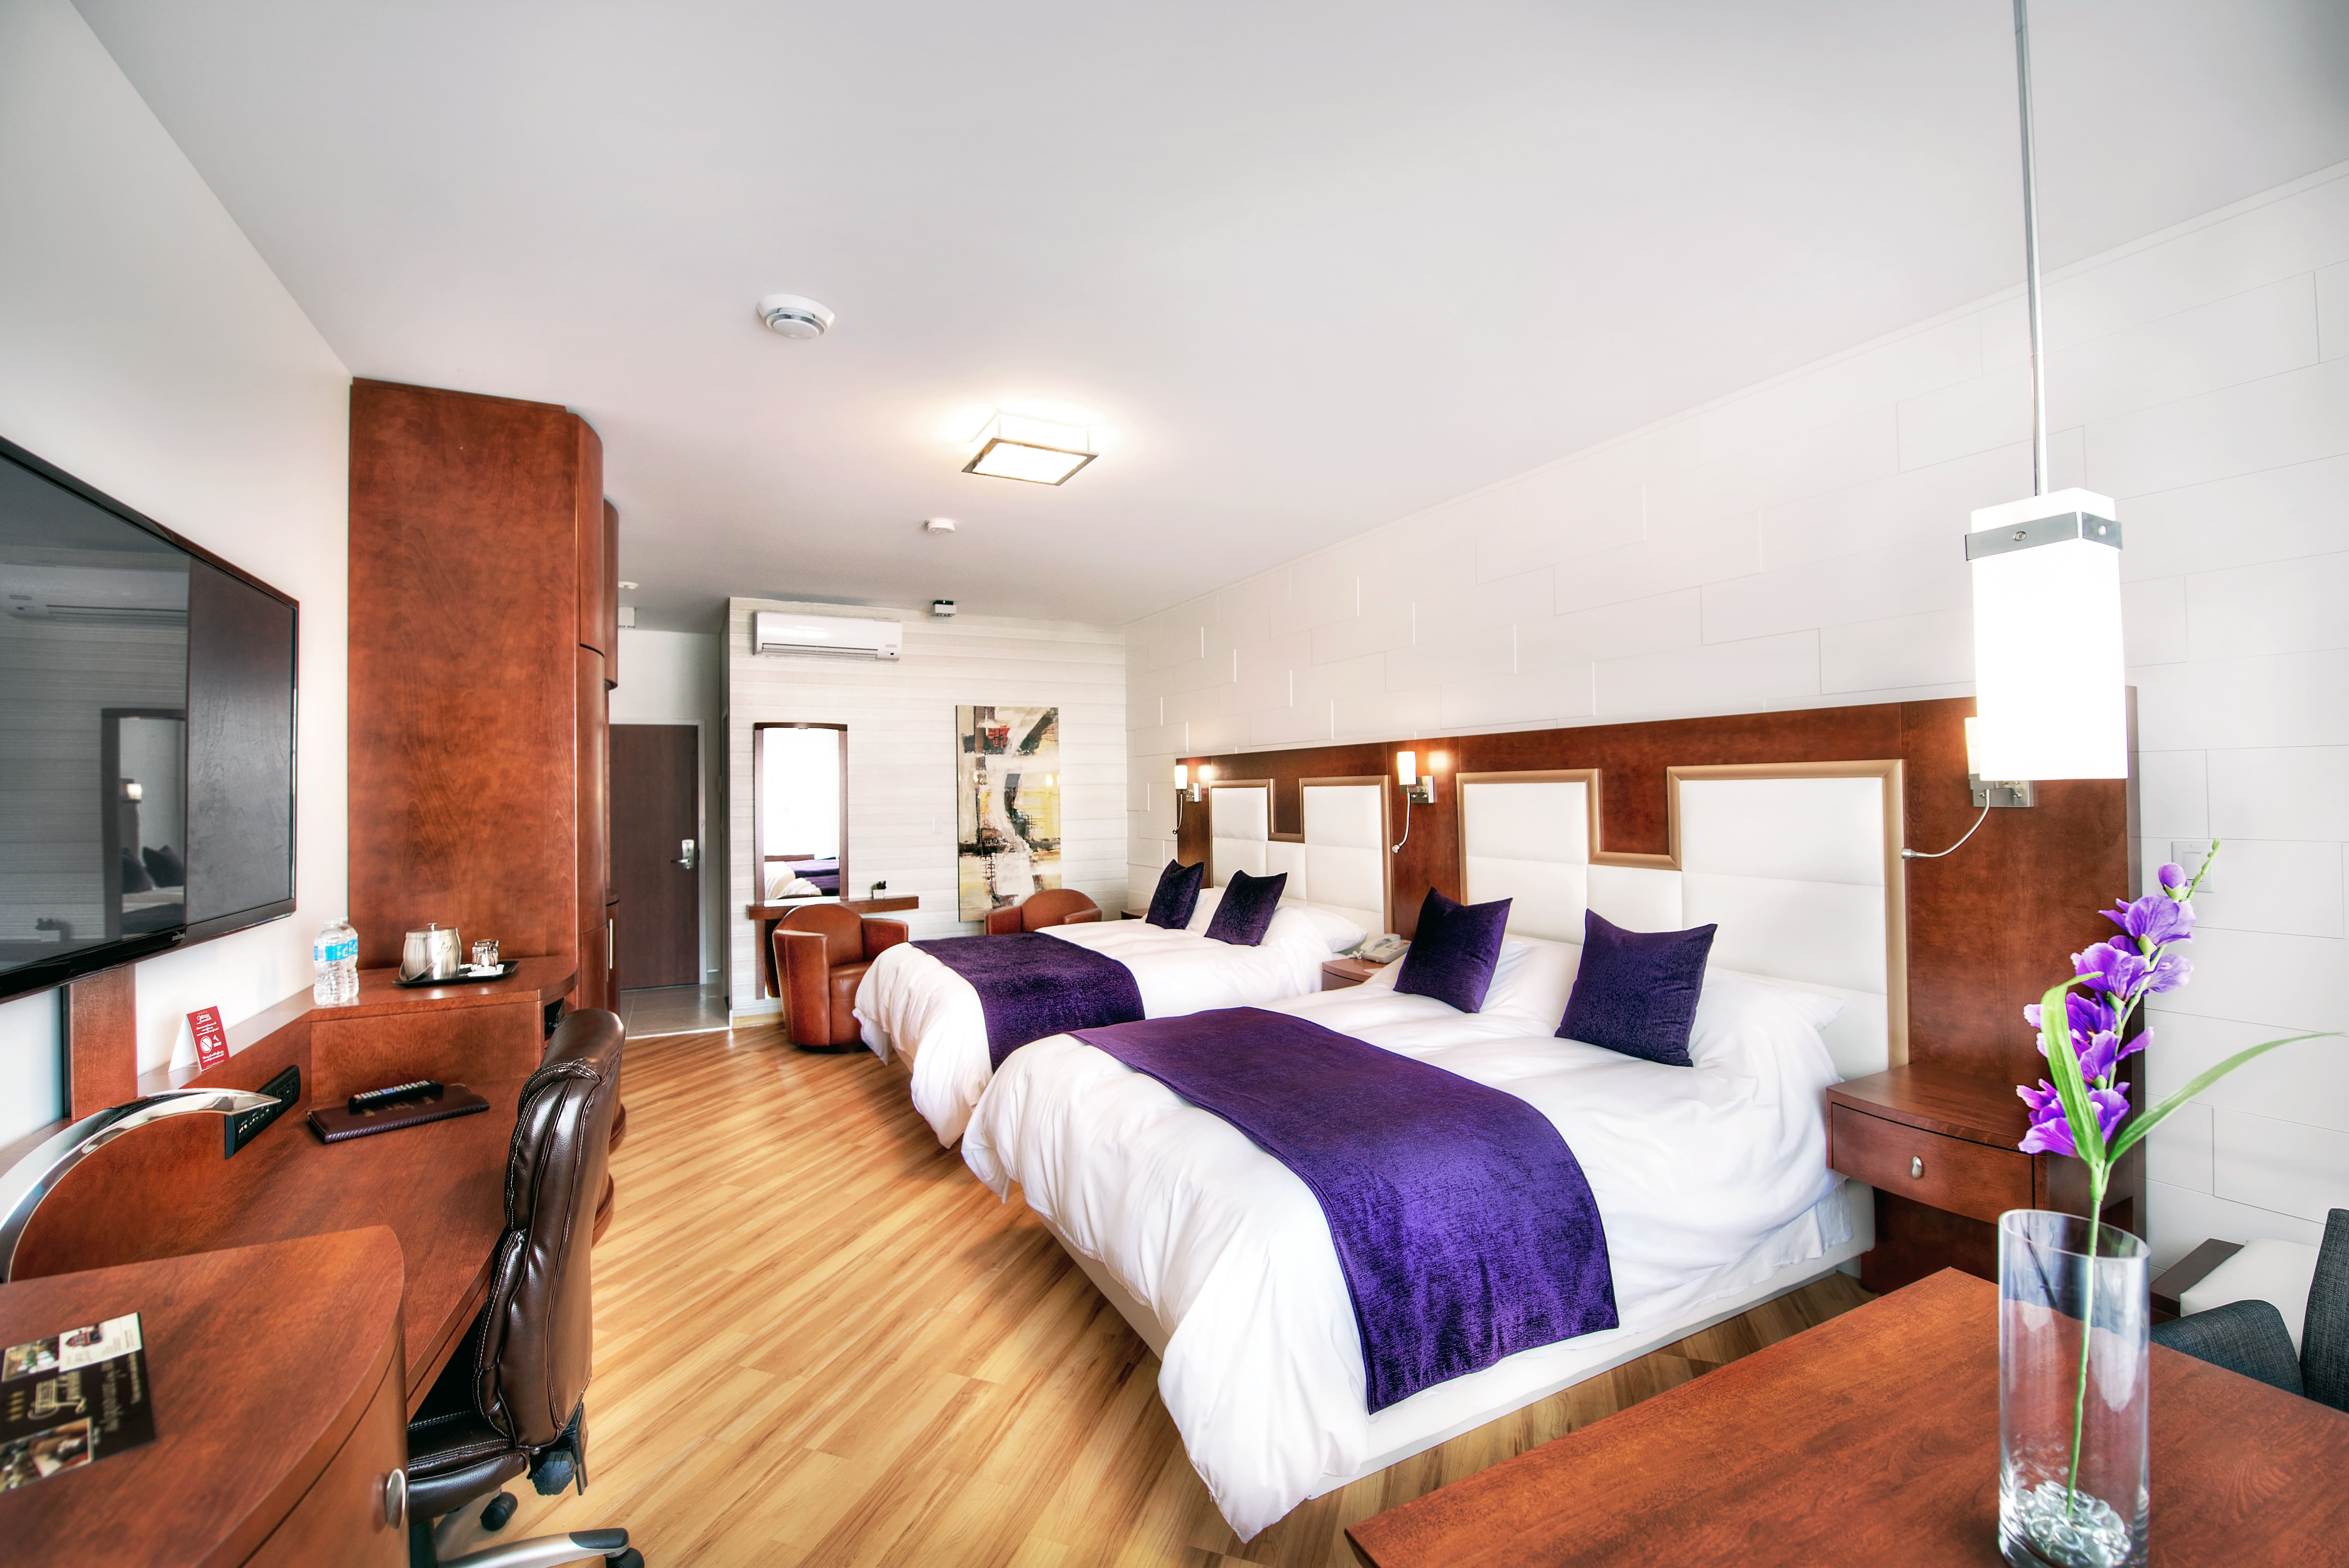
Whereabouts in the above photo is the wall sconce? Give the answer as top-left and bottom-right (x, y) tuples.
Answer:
(1965, 717), (2034, 810)
(1396, 751), (1435, 805)
(0, 1088), (277, 1280)
(1174, 764), (1202, 805)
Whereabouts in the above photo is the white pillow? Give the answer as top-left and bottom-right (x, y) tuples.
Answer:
(1686, 972), (1842, 1106)
(1479, 936), (1582, 1024)
(1184, 885), (1223, 934)
(769, 875), (823, 900)
(1290, 903), (1369, 953)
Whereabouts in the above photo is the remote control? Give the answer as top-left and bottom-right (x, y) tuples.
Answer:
(348, 1079), (442, 1114)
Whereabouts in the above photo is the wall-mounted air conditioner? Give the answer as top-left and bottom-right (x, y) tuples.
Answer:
(751, 610), (902, 660)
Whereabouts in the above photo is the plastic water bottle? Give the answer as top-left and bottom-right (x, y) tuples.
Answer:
(313, 918), (359, 1006)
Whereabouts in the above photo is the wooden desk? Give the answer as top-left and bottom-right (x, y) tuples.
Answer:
(747, 896), (920, 998)
(0, 1229), (407, 1567)
(11, 1077), (525, 1417)
(1346, 1270), (2349, 1567)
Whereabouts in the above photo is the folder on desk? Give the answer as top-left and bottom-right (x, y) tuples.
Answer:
(307, 1084), (490, 1143)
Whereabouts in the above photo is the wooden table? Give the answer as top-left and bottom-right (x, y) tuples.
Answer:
(0, 1229), (407, 1566)
(1346, 1269), (2349, 1567)
(747, 896), (920, 998)
(12, 1076), (526, 1417)
(1321, 955), (1392, 990)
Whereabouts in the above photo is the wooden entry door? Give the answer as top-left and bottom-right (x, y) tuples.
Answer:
(611, 725), (699, 989)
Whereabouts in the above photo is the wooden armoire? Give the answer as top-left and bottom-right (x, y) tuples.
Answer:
(347, 380), (620, 1013)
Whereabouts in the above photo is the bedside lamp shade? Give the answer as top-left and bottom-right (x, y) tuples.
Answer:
(1967, 488), (2126, 781)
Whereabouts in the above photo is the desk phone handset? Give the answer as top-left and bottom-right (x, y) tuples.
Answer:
(1356, 934), (1410, 965)
(348, 1079), (442, 1114)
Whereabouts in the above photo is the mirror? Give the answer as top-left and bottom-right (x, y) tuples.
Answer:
(103, 709), (188, 938)
(754, 723), (846, 904)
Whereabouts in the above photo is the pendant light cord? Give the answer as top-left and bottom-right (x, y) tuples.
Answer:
(2015, 0), (2049, 497)
(1901, 804), (1992, 861)
(1391, 791), (1413, 854)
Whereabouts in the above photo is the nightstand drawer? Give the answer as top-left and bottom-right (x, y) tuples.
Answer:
(1831, 1103), (2032, 1225)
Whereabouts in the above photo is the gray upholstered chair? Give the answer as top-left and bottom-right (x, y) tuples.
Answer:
(2151, 1208), (2347, 1409)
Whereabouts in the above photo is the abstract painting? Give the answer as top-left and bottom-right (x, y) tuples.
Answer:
(956, 705), (1062, 921)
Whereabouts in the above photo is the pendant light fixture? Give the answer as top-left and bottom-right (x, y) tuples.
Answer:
(1965, 0), (2128, 785)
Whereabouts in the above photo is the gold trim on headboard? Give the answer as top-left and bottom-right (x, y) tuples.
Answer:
(1455, 760), (1909, 1065)
(1299, 775), (1394, 932)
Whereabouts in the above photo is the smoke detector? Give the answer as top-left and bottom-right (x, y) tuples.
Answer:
(756, 294), (835, 340)
(922, 518), (957, 534)
(932, 600), (957, 617)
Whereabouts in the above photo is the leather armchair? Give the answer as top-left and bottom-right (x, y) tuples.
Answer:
(983, 888), (1102, 935)
(775, 905), (909, 1051)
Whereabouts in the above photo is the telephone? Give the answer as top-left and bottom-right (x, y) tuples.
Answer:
(1355, 934), (1410, 964)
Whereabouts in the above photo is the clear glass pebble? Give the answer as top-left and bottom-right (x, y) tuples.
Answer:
(2002, 1478), (2134, 1568)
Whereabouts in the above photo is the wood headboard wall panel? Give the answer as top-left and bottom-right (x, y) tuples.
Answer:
(1173, 696), (2129, 1087)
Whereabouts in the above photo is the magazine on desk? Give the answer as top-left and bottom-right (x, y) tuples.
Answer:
(0, 1314), (155, 1490)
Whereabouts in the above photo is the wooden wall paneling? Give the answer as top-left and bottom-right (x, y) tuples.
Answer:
(308, 998), (543, 1104)
(577, 645), (609, 943)
(64, 965), (138, 1117)
(602, 499), (620, 685)
(1178, 697), (2126, 1086)
(574, 420), (606, 658)
(346, 380), (584, 970)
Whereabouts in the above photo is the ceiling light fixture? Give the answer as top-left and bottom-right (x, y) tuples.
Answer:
(755, 294), (835, 339)
(618, 580), (639, 590)
(922, 518), (957, 534)
(1963, 0), (2126, 788)
(963, 412), (1097, 485)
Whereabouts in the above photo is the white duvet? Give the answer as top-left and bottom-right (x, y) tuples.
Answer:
(855, 904), (1330, 1144)
(960, 937), (1849, 1539)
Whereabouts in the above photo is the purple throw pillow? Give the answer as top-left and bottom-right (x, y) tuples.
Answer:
(1558, 909), (1717, 1067)
(1145, 859), (1205, 929)
(1393, 888), (1512, 1012)
(1204, 868), (1287, 945)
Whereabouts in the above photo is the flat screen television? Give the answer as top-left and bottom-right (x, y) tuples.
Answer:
(0, 434), (297, 1005)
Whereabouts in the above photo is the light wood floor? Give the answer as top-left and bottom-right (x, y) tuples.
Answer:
(479, 1023), (1871, 1567)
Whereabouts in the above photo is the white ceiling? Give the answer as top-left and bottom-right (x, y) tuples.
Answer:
(73, 1), (2349, 630)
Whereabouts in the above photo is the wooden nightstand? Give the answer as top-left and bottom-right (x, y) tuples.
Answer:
(1828, 1063), (2142, 1294)
(1321, 956), (1388, 990)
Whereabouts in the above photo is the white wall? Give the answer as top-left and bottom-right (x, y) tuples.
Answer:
(728, 599), (1125, 1011)
(610, 627), (725, 984)
(0, 0), (349, 1129)
(1127, 162), (2349, 1272)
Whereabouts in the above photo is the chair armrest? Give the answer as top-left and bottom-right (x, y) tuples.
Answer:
(777, 928), (832, 1042)
(863, 918), (911, 956)
(1064, 908), (1102, 925)
(984, 907), (1020, 936)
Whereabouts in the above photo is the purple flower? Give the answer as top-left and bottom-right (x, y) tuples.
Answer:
(2145, 950), (2191, 995)
(2078, 1030), (2124, 1081)
(2017, 1081), (2130, 1157)
(2158, 862), (2189, 894)
(2102, 892), (2195, 947)
(2074, 942), (2150, 996)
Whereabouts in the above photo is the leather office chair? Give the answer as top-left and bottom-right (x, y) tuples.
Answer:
(2153, 1207), (2347, 1410)
(774, 905), (909, 1051)
(405, 1009), (640, 1568)
(982, 888), (1102, 935)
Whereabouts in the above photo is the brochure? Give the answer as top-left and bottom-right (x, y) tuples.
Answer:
(0, 1314), (155, 1490)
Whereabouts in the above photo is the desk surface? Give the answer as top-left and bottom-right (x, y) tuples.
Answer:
(0, 1229), (404, 1568)
(13, 1078), (524, 1414)
(1346, 1269), (2349, 1568)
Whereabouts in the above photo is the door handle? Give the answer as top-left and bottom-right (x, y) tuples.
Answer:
(675, 838), (696, 870)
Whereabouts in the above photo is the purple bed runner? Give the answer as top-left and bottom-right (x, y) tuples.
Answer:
(915, 933), (1145, 1069)
(1069, 1007), (1617, 1412)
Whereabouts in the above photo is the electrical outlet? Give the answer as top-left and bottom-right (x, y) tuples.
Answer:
(225, 1064), (300, 1157)
(2169, 840), (2218, 894)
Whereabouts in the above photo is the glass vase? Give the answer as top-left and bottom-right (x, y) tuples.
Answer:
(1998, 1208), (2150, 1568)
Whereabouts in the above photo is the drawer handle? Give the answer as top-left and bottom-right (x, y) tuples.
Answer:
(1911, 1155), (1924, 1179)
(384, 1468), (407, 1530)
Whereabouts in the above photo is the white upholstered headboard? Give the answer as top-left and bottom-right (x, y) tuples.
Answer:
(1457, 763), (1906, 1079)
(1211, 776), (1392, 935)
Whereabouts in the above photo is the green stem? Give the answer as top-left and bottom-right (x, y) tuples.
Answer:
(2065, 1165), (2109, 1518)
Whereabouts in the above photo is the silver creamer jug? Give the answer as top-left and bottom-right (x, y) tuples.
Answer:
(400, 923), (463, 982)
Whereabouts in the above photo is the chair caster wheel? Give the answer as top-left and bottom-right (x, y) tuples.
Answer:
(607, 1550), (645, 1568)
(480, 1491), (517, 1532)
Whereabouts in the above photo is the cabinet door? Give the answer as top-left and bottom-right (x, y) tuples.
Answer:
(577, 646), (609, 938)
(602, 499), (620, 686)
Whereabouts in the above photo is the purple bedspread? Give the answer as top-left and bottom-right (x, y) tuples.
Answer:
(916, 933), (1145, 1069)
(1070, 1007), (1617, 1411)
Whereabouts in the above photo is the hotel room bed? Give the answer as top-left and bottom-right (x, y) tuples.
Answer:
(959, 936), (1860, 1540)
(854, 893), (1348, 1145)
